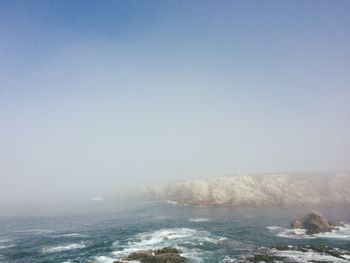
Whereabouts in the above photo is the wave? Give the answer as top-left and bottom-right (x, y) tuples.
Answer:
(165, 200), (180, 205)
(163, 200), (188, 206)
(267, 223), (350, 240)
(189, 218), (210, 222)
(221, 255), (237, 262)
(15, 229), (54, 235)
(0, 244), (14, 249)
(53, 233), (87, 238)
(270, 247), (350, 263)
(42, 242), (86, 253)
(231, 245), (350, 263)
(267, 226), (316, 239)
(95, 228), (230, 262)
(0, 240), (14, 249)
(94, 255), (117, 263)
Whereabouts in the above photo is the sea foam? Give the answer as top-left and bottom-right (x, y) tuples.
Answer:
(189, 218), (210, 222)
(42, 242), (86, 253)
(99, 228), (230, 262)
(267, 223), (350, 240)
(53, 233), (87, 238)
(270, 248), (350, 263)
(0, 239), (14, 249)
(94, 255), (119, 263)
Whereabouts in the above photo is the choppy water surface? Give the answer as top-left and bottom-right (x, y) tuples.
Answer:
(0, 202), (350, 262)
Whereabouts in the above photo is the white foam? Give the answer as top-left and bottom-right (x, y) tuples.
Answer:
(267, 223), (350, 240)
(189, 218), (210, 222)
(109, 228), (228, 262)
(313, 224), (350, 239)
(0, 240), (14, 249)
(267, 226), (315, 239)
(55, 233), (86, 238)
(181, 249), (205, 263)
(112, 240), (120, 247)
(94, 256), (120, 263)
(0, 244), (14, 249)
(42, 242), (86, 253)
(220, 255), (236, 262)
(165, 200), (179, 205)
(271, 248), (350, 263)
(94, 256), (141, 263)
(162, 200), (188, 206)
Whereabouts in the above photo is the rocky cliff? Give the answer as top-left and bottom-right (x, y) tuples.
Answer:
(147, 173), (350, 207)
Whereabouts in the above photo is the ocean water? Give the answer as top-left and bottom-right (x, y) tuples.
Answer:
(0, 202), (350, 262)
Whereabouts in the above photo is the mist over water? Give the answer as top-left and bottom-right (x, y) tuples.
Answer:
(1, 1), (350, 210)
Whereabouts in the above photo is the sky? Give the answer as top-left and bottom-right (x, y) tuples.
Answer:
(0, 0), (350, 208)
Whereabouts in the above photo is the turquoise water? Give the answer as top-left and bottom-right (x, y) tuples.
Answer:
(0, 202), (349, 262)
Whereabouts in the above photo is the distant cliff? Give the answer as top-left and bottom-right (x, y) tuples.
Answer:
(147, 173), (350, 207)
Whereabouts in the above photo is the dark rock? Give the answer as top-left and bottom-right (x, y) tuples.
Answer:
(329, 220), (345, 228)
(310, 244), (326, 253)
(234, 245), (350, 263)
(118, 247), (187, 263)
(272, 244), (289, 250)
(123, 250), (153, 260)
(250, 253), (285, 263)
(154, 247), (181, 255)
(291, 210), (342, 234)
(291, 218), (303, 229)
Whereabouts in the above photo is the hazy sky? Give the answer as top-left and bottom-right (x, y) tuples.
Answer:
(0, 0), (350, 206)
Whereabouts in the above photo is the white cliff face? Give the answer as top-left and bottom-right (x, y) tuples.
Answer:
(148, 173), (350, 206)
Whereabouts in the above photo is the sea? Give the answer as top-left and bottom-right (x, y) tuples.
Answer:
(0, 201), (350, 262)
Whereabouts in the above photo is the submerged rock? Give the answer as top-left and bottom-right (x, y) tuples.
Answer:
(291, 210), (342, 234)
(113, 247), (187, 263)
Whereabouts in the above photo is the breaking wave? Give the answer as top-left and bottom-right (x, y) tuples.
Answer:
(221, 255), (237, 262)
(0, 244), (14, 249)
(95, 228), (230, 262)
(94, 255), (116, 263)
(189, 218), (210, 222)
(53, 233), (87, 238)
(42, 242), (86, 253)
(271, 248), (350, 263)
(230, 245), (350, 263)
(267, 226), (316, 239)
(267, 223), (350, 240)
(0, 239), (14, 249)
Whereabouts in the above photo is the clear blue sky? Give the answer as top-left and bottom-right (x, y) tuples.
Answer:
(0, 1), (349, 206)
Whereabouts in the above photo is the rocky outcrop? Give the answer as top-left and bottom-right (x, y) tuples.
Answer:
(291, 210), (343, 234)
(234, 245), (350, 262)
(113, 247), (187, 263)
(147, 173), (350, 207)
